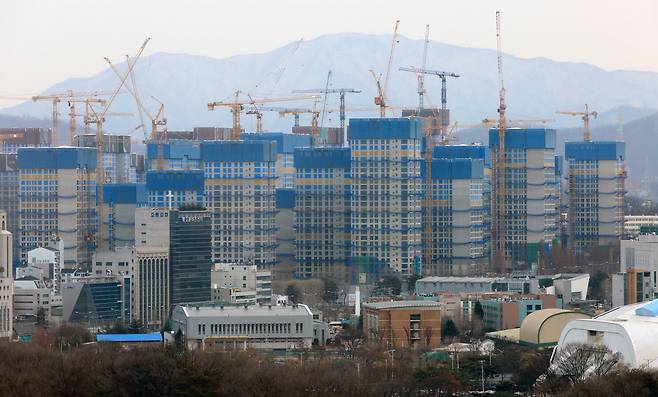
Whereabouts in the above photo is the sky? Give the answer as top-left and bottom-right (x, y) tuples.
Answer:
(2, 0), (658, 100)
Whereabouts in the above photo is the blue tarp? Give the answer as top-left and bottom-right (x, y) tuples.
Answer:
(18, 147), (97, 170)
(293, 147), (351, 170)
(243, 132), (311, 154)
(433, 145), (491, 167)
(104, 183), (147, 204)
(348, 118), (423, 141)
(146, 170), (204, 191)
(488, 128), (556, 149)
(565, 141), (625, 161)
(276, 189), (295, 209)
(421, 158), (485, 180)
(96, 332), (163, 342)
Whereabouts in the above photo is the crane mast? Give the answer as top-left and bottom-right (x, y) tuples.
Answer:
(492, 10), (507, 270)
(418, 24), (430, 111)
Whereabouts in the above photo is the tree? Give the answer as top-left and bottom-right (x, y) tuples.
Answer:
(285, 284), (301, 304)
(589, 270), (609, 302)
(473, 301), (484, 320)
(323, 279), (338, 303)
(36, 307), (47, 326)
(406, 274), (422, 293)
(548, 343), (623, 385)
(442, 319), (459, 341)
(374, 274), (402, 296)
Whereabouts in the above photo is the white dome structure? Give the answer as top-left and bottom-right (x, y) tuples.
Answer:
(554, 299), (658, 368)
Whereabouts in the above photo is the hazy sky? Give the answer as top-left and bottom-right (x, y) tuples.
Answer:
(2, 0), (658, 98)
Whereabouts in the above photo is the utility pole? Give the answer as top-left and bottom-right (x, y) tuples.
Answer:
(480, 359), (485, 392)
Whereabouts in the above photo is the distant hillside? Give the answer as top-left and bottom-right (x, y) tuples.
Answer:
(0, 114), (52, 129)
(3, 32), (658, 136)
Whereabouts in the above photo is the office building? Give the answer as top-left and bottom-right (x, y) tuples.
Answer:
(362, 301), (442, 349)
(489, 128), (558, 268)
(424, 158), (486, 276)
(294, 147), (351, 281)
(0, 211), (13, 339)
(211, 263), (272, 305)
(146, 169), (204, 209)
(75, 134), (136, 183)
(13, 279), (53, 319)
(92, 247), (133, 278)
(169, 209), (212, 305)
(349, 118), (423, 275)
(62, 278), (124, 326)
(565, 141), (626, 252)
(18, 147), (97, 268)
(170, 303), (320, 350)
(0, 153), (20, 265)
(102, 183), (146, 250)
(201, 140), (277, 266)
(132, 208), (170, 327)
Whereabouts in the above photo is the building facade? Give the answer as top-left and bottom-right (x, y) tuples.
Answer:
(146, 170), (204, 209)
(424, 158), (486, 276)
(489, 128), (558, 268)
(170, 303), (317, 350)
(349, 118), (423, 275)
(169, 209), (212, 305)
(0, 211), (13, 339)
(211, 263), (272, 305)
(416, 276), (540, 296)
(294, 147), (351, 281)
(202, 140), (277, 266)
(243, 132), (311, 189)
(565, 141), (626, 252)
(18, 147), (97, 268)
(102, 183), (146, 250)
(362, 301), (442, 349)
(75, 134), (136, 183)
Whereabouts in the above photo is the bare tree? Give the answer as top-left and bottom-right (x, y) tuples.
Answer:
(549, 343), (624, 385)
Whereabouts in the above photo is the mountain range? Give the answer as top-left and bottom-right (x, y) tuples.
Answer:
(1, 32), (658, 180)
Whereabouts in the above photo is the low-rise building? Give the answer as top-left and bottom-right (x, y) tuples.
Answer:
(92, 247), (134, 278)
(13, 279), (53, 319)
(416, 276), (539, 296)
(362, 300), (442, 349)
(211, 263), (272, 305)
(170, 303), (320, 350)
(480, 294), (560, 331)
(624, 215), (658, 238)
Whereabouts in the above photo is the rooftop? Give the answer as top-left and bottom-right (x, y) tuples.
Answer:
(362, 300), (442, 310)
(176, 303), (313, 318)
(418, 276), (500, 283)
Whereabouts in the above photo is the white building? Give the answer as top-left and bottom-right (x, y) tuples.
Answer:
(0, 210), (13, 339)
(624, 215), (658, 238)
(211, 263), (272, 305)
(620, 233), (658, 274)
(554, 299), (658, 369)
(13, 279), (53, 319)
(131, 208), (170, 327)
(92, 247), (134, 278)
(170, 303), (324, 350)
(544, 273), (590, 305)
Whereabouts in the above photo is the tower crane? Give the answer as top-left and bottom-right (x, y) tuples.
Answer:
(90, 37), (150, 252)
(207, 92), (319, 140)
(556, 104), (598, 142)
(399, 63), (459, 275)
(492, 11), (508, 270)
(417, 25), (430, 111)
(399, 67), (459, 145)
(371, 20), (400, 117)
(291, 88), (361, 130)
(105, 55), (168, 169)
(0, 91), (118, 145)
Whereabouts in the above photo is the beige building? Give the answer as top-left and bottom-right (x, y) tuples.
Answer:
(519, 309), (590, 347)
(362, 301), (442, 349)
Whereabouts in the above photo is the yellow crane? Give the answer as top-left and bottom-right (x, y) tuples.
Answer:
(556, 104), (598, 142)
(89, 37), (150, 252)
(0, 91), (117, 145)
(105, 55), (168, 169)
(207, 91), (319, 140)
(492, 10), (508, 271)
(371, 20), (400, 117)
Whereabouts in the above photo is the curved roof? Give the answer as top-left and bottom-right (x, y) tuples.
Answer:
(520, 309), (590, 346)
(556, 300), (658, 368)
